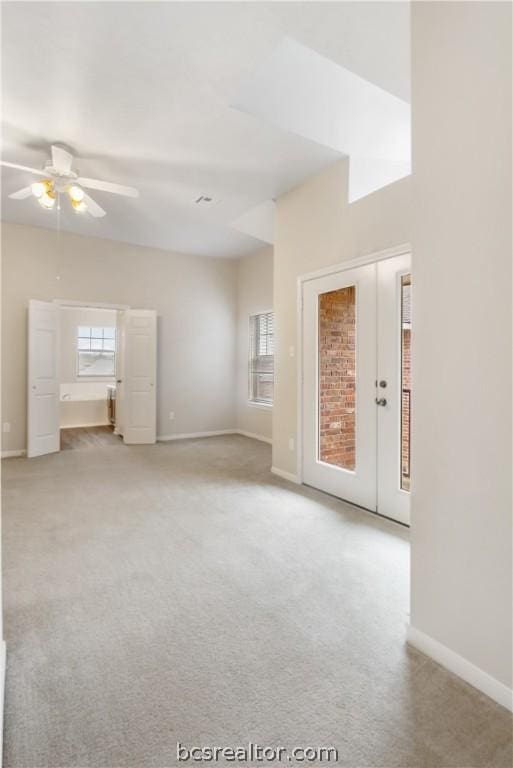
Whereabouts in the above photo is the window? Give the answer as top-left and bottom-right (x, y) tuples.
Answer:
(249, 312), (274, 405)
(77, 326), (116, 377)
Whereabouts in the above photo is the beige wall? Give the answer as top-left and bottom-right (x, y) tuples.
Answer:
(1, 222), (237, 452)
(236, 246), (273, 442)
(410, 1), (512, 690)
(272, 158), (412, 475)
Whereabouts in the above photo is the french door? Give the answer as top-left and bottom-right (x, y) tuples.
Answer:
(302, 253), (411, 525)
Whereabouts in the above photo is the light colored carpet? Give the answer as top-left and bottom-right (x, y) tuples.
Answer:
(2, 434), (512, 768)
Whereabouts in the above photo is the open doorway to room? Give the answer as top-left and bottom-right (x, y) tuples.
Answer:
(27, 300), (157, 458)
(59, 305), (119, 450)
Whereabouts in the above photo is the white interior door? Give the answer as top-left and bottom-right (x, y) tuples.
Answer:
(302, 264), (377, 511)
(114, 310), (124, 436)
(122, 309), (157, 445)
(27, 300), (60, 458)
(377, 254), (412, 524)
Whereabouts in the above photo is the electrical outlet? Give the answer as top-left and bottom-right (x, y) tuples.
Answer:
(288, 437), (295, 451)
(289, 346), (295, 358)
(3, 422), (10, 433)
(169, 411), (175, 421)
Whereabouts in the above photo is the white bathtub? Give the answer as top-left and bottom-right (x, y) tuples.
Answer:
(60, 382), (113, 428)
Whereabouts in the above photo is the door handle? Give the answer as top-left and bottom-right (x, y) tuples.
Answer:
(375, 397), (387, 406)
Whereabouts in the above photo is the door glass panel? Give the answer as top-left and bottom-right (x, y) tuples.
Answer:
(400, 275), (411, 491)
(318, 286), (356, 470)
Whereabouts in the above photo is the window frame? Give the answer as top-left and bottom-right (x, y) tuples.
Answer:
(248, 310), (274, 407)
(76, 326), (117, 379)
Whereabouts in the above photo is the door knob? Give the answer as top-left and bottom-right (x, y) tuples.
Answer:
(375, 397), (387, 406)
(379, 380), (387, 388)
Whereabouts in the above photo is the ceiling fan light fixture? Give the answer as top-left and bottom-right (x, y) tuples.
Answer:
(32, 179), (52, 198)
(71, 198), (87, 213)
(68, 184), (85, 203)
(38, 190), (56, 209)
(2, 144), (138, 220)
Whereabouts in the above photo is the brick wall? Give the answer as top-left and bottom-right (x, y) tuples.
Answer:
(401, 327), (411, 489)
(319, 287), (356, 470)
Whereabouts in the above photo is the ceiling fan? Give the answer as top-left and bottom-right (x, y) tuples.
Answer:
(1, 144), (139, 218)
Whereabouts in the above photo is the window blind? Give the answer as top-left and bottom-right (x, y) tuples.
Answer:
(249, 312), (274, 405)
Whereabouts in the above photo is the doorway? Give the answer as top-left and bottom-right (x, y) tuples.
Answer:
(59, 305), (118, 448)
(301, 251), (411, 525)
(27, 300), (158, 458)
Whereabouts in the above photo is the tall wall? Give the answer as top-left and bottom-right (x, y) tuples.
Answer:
(236, 246), (273, 442)
(410, 0), (512, 694)
(272, 158), (412, 476)
(1, 222), (238, 452)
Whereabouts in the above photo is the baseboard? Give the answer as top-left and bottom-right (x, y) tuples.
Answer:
(2, 431), (270, 455)
(1, 449), (26, 459)
(61, 421), (111, 429)
(157, 429), (237, 442)
(0, 640), (6, 766)
(236, 430), (272, 445)
(271, 466), (301, 484)
(407, 625), (513, 712)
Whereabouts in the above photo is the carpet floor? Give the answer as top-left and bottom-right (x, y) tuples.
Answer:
(2, 434), (512, 767)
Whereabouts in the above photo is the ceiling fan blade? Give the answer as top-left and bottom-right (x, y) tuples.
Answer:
(9, 186), (33, 200)
(77, 177), (139, 198)
(51, 144), (73, 174)
(0, 160), (47, 176)
(84, 193), (106, 218)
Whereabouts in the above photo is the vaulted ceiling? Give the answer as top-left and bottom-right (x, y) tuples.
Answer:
(1, 2), (410, 257)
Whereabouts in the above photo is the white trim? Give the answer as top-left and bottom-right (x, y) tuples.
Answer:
(296, 273), (304, 483)
(159, 430), (273, 444)
(298, 242), (411, 285)
(0, 640), (5, 767)
(247, 401), (273, 411)
(296, 241), (412, 490)
(407, 625), (513, 712)
(2, 431), (271, 457)
(157, 430), (237, 442)
(248, 306), (274, 318)
(61, 422), (111, 429)
(54, 299), (130, 310)
(237, 430), (272, 445)
(1, 449), (26, 458)
(271, 466), (300, 484)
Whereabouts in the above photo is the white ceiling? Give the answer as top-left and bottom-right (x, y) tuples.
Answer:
(231, 200), (276, 245)
(1, 2), (410, 258)
(235, 37), (411, 202)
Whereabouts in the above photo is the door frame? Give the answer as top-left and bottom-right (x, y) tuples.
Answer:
(25, 298), (156, 457)
(53, 299), (130, 310)
(296, 241), (412, 485)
